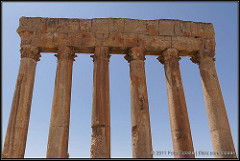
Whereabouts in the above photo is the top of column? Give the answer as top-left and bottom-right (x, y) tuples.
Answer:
(190, 49), (215, 64)
(55, 46), (77, 61)
(124, 47), (146, 63)
(90, 46), (111, 62)
(20, 45), (41, 62)
(157, 48), (181, 64)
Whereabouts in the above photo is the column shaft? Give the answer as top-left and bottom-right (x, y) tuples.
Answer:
(90, 47), (111, 158)
(125, 47), (153, 158)
(46, 46), (76, 158)
(158, 48), (194, 158)
(191, 50), (236, 158)
(3, 46), (40, 158)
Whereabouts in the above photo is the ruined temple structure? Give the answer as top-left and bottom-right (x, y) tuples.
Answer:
(2, 17), (236, 158)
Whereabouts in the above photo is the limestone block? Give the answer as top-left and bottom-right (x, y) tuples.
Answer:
(102, 33), (123, 47)
(69, 19), (81, 31)
(125, 19), (147, 34)
(19, 17), (41, 31)
(158, 20), (175, 36)
(163, 36), (171, 41)
(172, 36), (203, 52)
(174, 20), (192, 37)
(191, 22), (215, 39)
(121, 33), (138, 48)
(92, 18), (114, 33)
(53, 32), (68, 43)
(94, 32), (110, 41)
(47, 19), (60, 32)
(79, 19), (92, 32)
(40, 19), (48, 33)
(138, 35), (168, 50)
(112, 18), (125, 33)
(146, 20), (159, 36)
(204, 39), (216, 51)
(36, 33), (61, 48)
(71, 32), (96, 47)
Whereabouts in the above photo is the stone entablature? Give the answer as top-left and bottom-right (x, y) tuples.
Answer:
(17, 17), (215, 56)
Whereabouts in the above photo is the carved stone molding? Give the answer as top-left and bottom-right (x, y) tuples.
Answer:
(157, 48), (181, 64)
(55, 46), (77, 61)
(17, 28), (35, 46)
(190, 49), (215, 64)
(20, 45), (41, 61)
(124, 47), (146, 63)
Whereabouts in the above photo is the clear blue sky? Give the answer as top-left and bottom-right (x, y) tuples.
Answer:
(2, 2), (238, 158)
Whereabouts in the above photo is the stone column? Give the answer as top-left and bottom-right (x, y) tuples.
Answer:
(157, 48), (195, 158)
(124, 47), (153, 158)
(191, 49), (236, 158)
(46, 46), (76, 158)
(90, 47), (111, 158)
(3, 45), (41, 158)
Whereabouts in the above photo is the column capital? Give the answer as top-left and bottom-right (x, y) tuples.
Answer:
(17, 29), (34, 46)
(90, 46), (111, 62)
(190, 49), (215, 64)
(157, 48), (181, 65)
(20, 45), (41, 61)
(55, 46), (77, 61)
(124, 47), (146, 63)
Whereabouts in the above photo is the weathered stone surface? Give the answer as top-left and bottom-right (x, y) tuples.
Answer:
(90, 47), (110, 158)
(125, 47), (153, 158)
(125, 19), (148, 34)
(112, 18), (125, 33)
(191, 50), (236, 158)
(172, 36), (204, 53)
(158, 20), (175, 36)
(92, 18), (114, 33)
(46, 46), (76, 158)
(157, 49), (195, 158)
(203, 38), (216, 52)
(2, 46), (40, 158)
(138, 35), (168, 50)
(191, 22), (215, 39)
(17, 17), (215, 55)
(79, 19), (91, 32)
(146, 20), (159, 36)
(174, 20), (192, 37)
